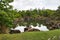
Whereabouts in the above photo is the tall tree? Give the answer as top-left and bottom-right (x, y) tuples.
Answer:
(0, 0), (14, 33)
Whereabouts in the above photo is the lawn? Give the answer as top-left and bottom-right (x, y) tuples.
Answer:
(0, 29), (60, 40)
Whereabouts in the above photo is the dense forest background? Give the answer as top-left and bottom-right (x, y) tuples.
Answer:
(0, 0), (60, 33)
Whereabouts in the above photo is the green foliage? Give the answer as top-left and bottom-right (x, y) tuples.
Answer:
(16, 8), (60, 27)
(0, 10), (13, 27)
(0, 0), (13, 11)
(55, 6), (60, 20)
(0, 0), (14, 28)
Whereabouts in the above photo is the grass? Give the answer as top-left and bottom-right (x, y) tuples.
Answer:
(0, 29), (60, 40)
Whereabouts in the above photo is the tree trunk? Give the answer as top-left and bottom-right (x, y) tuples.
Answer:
(0, 25), (9, 34)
